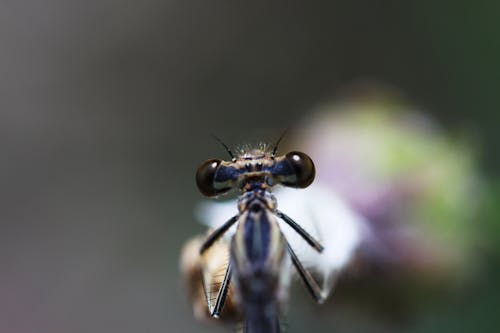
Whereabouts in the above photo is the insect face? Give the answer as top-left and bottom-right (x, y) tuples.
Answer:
(195, 150), (315, 197)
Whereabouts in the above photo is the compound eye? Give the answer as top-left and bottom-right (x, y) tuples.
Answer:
(284, 151), (315, 188)
(196, 159), (223, 197)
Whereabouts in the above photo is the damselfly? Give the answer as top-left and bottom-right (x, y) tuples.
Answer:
(194, 140), (326, 333)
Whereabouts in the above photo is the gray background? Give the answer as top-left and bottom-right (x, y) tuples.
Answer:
(1, 1), (499, 332)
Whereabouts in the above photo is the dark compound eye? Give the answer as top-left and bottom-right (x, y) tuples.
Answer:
(196, 159), (231, 197)
(283, 151), (315, 188)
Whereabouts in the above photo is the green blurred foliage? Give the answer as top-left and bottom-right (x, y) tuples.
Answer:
(413, 1), (500, 172)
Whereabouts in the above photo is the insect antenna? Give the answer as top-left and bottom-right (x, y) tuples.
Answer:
(211, 134), (236, 162)
(271, 129), (289, 158)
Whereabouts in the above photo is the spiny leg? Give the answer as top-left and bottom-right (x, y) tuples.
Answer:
(284, 237), (325, 304)
(276, 210), (324, 253)
(211, 262), (232, 318)
(199, 215), (239, 254)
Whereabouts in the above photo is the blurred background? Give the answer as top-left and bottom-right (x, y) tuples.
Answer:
(1, 1), (499, 333)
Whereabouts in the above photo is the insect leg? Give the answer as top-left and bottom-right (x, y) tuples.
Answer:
(211, 262), (232, 318)
(199, 215), (239, 254)
(284, 236), (325, 304)
(276, 210), (324, 253)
